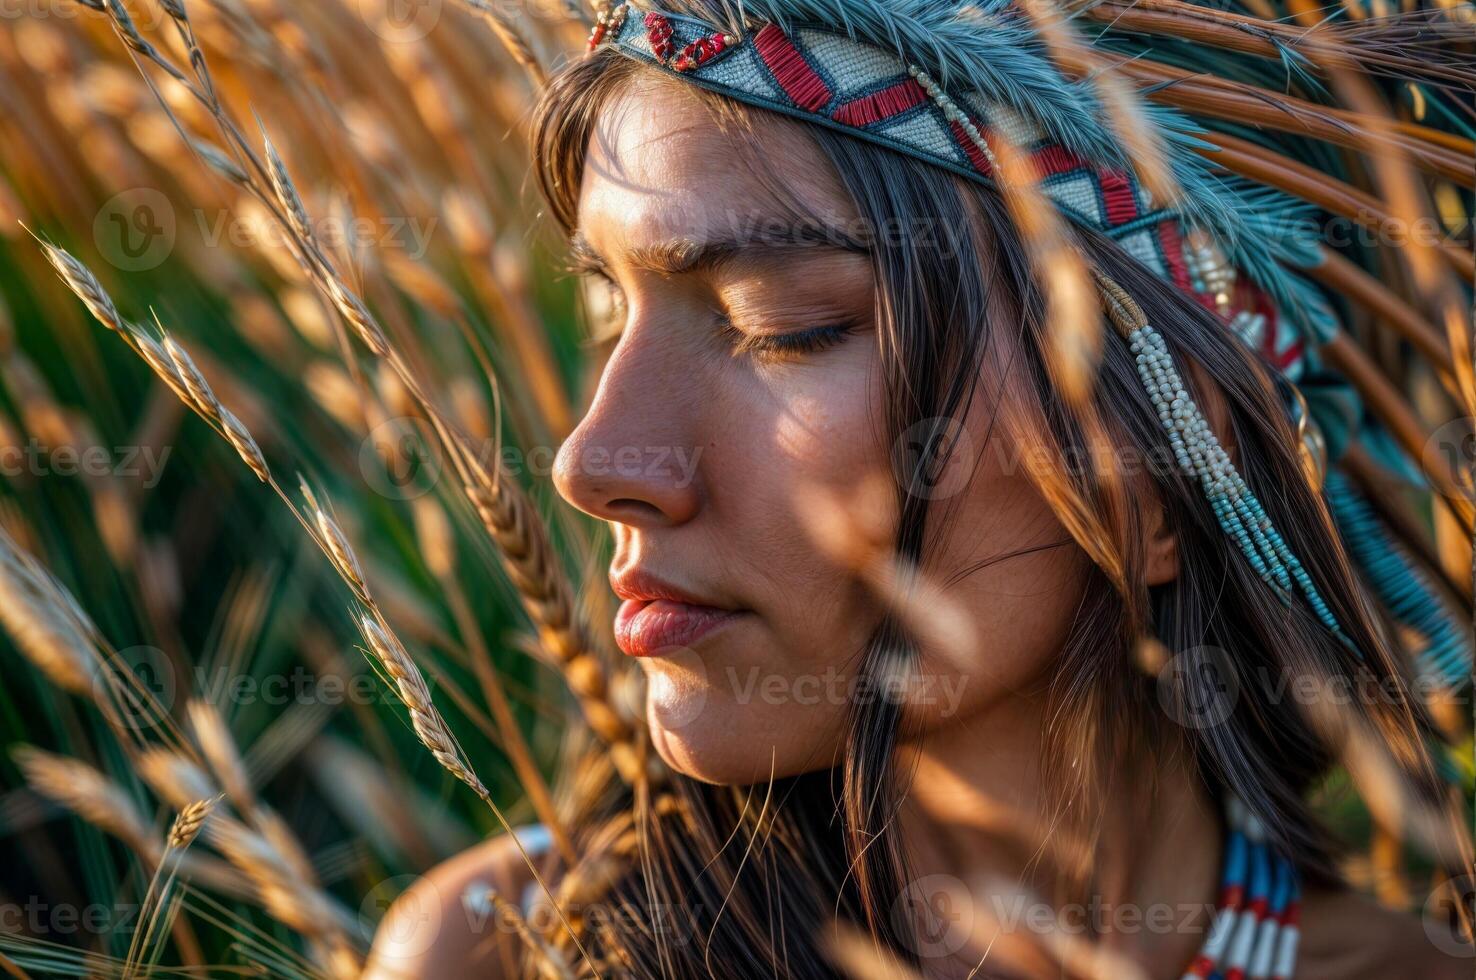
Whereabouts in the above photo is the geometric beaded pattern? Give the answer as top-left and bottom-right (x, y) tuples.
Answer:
(596, 3), (1306, 381)
(1184, 798), (1302, 980)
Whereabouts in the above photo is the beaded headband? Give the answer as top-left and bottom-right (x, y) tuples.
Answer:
(587, 2), (1346, 641)
(589, 3), (1308, 377)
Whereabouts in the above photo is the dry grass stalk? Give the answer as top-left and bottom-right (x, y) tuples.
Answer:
(14, 745), (157, 861)
(38, 241), (122, 333)
(798, 475), (977, 673)
(452, 0), (549, 87)
(469, 884), (575, 980)
(191, 137), (248, 184)
(1018, 0), (1178, 205)
(167, 797), (217, 850)
(357, 611), (600, 972)
(187, 698), (256, 813)
(227, 122), (639, 785)
(162, 335), (223, 421)
(39, 243), (271, 482)
(464, 476), (645, 784)
(205, 814), (363, 979)
(219, 407), (270, 482)
(0, 538), (99, 695)
(984, 109), (1102, 410)
(126, 795), (220, 980)
(411, 496), (455, 579)
(359, 614), (488, 798)
(83, 0), (637, 790)
(262, 134), (312, 243)
(137, 748), (217, 811)
(322, 270), (391, 357)
(826, 922), (926, 980)
(300, 480), (369, 601)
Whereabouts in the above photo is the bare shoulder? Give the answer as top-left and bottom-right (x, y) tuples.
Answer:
(362, 826), (558, 980)
(1296, 885), (1470, 980)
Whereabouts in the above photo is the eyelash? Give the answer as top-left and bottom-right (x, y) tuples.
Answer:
(572, 267), (857, 359)
(721, 319), (857, 359)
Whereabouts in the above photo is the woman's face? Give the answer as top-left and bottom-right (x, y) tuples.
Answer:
(556, 73), (1086, 784)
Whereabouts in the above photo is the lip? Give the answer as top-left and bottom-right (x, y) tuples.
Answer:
(610, 569), (741, 658)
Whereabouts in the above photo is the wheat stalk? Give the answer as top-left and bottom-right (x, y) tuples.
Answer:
(14, 745), (158, 861)
(468, 884), (576, 980)
(137, 749), (218, 811)
(167, 797), (216, 850)
(359, 614), (488, 797)
(125, 795), (218, 980)
(205, 814), (363, 980)
(0, 541), (99, 695)
(248, 134), (644, 784)
(52, 0), (643, 789)
(38, 243), (272, 484)
(37, 241), (122, 333)
(187, 699), (256, 813)
(300, 479), (370, 601)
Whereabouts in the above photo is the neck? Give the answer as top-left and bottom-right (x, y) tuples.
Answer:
(894, 692), (1222, 978)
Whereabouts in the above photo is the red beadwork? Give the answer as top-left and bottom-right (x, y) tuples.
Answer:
(645, 11), (676, 61)
(672, 32), (729, 72)
(752, 23), (831, 111)
(587, 4), (627, 53)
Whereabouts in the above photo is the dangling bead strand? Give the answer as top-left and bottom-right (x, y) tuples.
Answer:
(1127, 323), (1344, 637)
(908, 64), (999, 173)
(1093, 269), (1345, 641)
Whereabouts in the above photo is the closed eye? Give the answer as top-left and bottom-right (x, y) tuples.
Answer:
(721, 320), (859, 360)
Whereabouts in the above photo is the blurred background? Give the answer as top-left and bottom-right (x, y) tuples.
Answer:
(0, 2), (631, 975)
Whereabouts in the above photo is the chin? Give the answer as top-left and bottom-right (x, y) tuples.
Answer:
(642, 667), (845, 785)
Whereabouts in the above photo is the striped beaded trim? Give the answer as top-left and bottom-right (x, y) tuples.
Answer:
(1184, 798), (1301, 980)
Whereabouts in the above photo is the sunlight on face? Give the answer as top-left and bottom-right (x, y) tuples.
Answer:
(556, 73), (1084, 784)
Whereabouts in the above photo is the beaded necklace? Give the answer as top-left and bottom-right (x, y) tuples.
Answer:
(1185, 798), (1302, 980)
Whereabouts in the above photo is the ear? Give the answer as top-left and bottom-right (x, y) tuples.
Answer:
(1143, 498), (1179, 586)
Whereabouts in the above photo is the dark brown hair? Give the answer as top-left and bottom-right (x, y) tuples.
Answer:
(528, 44), (1447, 978)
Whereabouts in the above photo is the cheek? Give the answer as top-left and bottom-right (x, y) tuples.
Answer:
(718, 356), (883, 632)
(644, 350), (884, 783)
(902, 430), (1089, 733)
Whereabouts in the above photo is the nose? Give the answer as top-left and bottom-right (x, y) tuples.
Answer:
(553, 330), (703, 528)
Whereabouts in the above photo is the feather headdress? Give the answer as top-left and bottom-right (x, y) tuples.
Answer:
(588, 0), (1475, 697)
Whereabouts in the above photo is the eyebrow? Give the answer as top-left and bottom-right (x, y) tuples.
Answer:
(569, 221), (870, 277)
